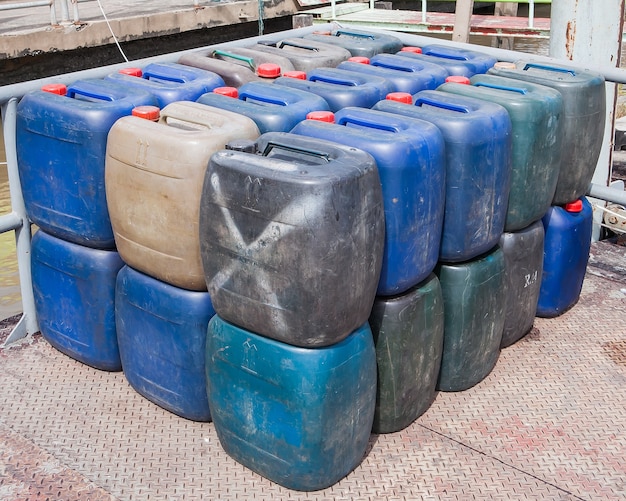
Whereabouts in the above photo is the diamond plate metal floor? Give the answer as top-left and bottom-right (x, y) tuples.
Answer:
(1, 242), (625, 501)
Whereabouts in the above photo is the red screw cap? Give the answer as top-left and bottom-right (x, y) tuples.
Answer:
(401, 46), (422, 54)
(213, 86), (239, 98)
(132, 106), (161, 121)
(564, 200), (584, 213)
(257, 63), (282, 79)
(41, 83), (67, 95)
(348, 56), (370, 64)
(446, 75), (471, 85)
(282, 70), (307, 80)
(386, 92), (412, 104)
(119, 67), (143, 77)
(306, 111), (335, 123)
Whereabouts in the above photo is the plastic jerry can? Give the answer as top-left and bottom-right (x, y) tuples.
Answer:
(206, 315), (376, 491)
(396, 49), (481, 78)
(273, 67), (394, 112)
(488, 61), (606, 205)
(106, 62), (226, 107)
(537, 198), (593, 318)
(337, 58), (439, 95)
(31, 229), (124, 371)
(368, 274), (444, 434)
(204, 45), (296, 72)
(248, 37), (353, 71)
(291, 106), (445, 295)
(419, 44), (497, 74)
(373, 90), (512, 263)
(178, 49), (283, 87)
(435, 245), (506, 392)
(105, 101), (260, 291)
(304, 28), (403, 58)
(438, 73), (564, 231)
(200, 132), (384, 347)
(16, 79), (157, 249)
(196, 82), (330, 133)
(370, 53), (449, 90)
(115, 266), (216, 421)
(499, 220), (544, 348)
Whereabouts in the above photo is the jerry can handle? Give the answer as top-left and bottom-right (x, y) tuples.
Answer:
(422, 48), (468, 61)
(66, 85), (115, 102)
(212, 50), (256, 70)
(278, 40), (319, 52)
(142, 68), (188, 84)
(522, 63), (577, 76)
(159, 104), (222, 129)
(336, 112), (400, 133)
(413, 96), (470, 113)
(239, 89), (288, 107)
(370, 60), (412, 73)
(309, 74), (357, 86)
(261, 141), (330, 163)
(335, 30), (375, 40)
(473, 81), (528, 95)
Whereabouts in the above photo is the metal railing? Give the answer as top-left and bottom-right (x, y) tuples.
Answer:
(1, 21), (625, 347)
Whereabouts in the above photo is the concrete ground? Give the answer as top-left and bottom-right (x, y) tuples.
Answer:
(0, 240), (624, 501)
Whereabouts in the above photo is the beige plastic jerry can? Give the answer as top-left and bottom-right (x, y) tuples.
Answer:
(105, 101), (260, 291)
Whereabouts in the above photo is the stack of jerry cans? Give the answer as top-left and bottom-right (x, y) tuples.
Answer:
(178, 48), (287, 87)
(375, 90), (511, 391)
(304, 28), (404, 58)
(17, 79), (157, 371)
(291, 107), (446, 433)
(200, 132), (385, 490)
(488, 61), (604, 317)
(273, 66), (394, 112)
(106, 101), (260, 421)
(247, 37), (353, 71)
(106, 62), (226, 107)
(196, 82), (330, 133)
(438, 74), (564, 345)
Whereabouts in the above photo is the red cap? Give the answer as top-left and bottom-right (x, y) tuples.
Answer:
(41, 83), (67, 95)
(257, 63), (281, 78)
(213, 86), (239, 98)
(132, 106), (161, 121)
(282, 70), (307, 80)
(348, 56), (370, 64)
(564, 200), (584, 213)
(401, 46), (422, 54)
(119, 67), (143, 77)
(306, 111), (335, 123)
(386, 92), (412, 104)
(446, 75), (471, 85)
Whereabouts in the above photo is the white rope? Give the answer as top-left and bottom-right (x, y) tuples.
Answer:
(95, 0), (129, 62)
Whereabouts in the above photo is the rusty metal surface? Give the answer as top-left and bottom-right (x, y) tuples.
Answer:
(0, 242), (625, 500)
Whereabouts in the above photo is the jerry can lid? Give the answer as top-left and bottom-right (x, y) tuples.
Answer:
(41, 83), (67, 95)
(283, 70), (307, 80)
(494, 61), (517, 70)
(132, 105), (161, 121)
(257, 63), (282, 78)
(348, 56), (370, 64)
(564, 200), (584, 213)
(400, 46), (422, 54)
(213, 86), (239, 98)
(225, 139), (258, 153)
(446, 75), (471, 84)
(386, 92), (412, 104)
(119, 67), (143, 77)
(306, 111), (335, 123)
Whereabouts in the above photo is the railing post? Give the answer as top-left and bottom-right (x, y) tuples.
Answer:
(1, 99), (39, 346)
(421, 0), (426, 24)
(528, 0), (534, 29)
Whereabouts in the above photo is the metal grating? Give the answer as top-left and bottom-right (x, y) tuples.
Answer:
(0, 242), (625, 500)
